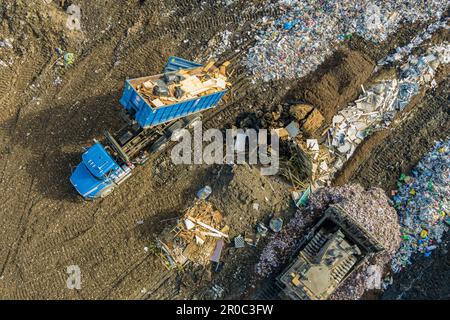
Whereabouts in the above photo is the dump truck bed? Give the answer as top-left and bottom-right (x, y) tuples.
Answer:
(119, 57), (228, 128)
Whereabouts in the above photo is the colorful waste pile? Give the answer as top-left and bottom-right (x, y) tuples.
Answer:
(157, 201), (229, 269)
(245, 0), (448, 81)
(390, 140), (450, 273)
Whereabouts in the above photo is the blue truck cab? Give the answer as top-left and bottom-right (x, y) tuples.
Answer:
(70, 142), (132, 199)
(70, 56), (229, 199)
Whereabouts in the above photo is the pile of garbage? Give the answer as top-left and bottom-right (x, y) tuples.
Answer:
(255, 184), (400, 288)
(390, 140), (450, 273)
(245, 0), (448, 81)
(327, 43), (450, 173)
(378, 19), (449, 66)
(134, 60), (231, 108)
(157, 201), (229, 269)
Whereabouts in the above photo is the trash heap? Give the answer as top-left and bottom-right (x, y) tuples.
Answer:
(327, 43), (450, 173)
(390, 140), (450, 273)
(255, 184), (401, 300)
(157, 201), (229, 269)
(378, 19), (449, 66)
(245, 0), (448, 81)
(134, 61), (231, 108)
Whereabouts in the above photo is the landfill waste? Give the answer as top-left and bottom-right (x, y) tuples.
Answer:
(54, 49), (76, 67)
(378, 19), (450, 66)
(0, 59), (8, 68)
(209, 30), (233, 59)
(157, 201), (229, 269)
(245, 1), (448, 81)
(211, 284), (224, 299)
(390, 140), (450, 273)
(197, 186), (212, 200)
(234, 235), (246, 248)
(53, 76), (63, 86)
(255, 184), (401, 300)
(323, 44), (450, 181)
(256, 222), (268, 237)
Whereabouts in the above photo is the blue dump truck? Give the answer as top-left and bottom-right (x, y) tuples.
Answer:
(70, 57), (230, 199)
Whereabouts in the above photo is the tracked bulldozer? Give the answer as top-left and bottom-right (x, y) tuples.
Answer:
(277, 204), (384, 300)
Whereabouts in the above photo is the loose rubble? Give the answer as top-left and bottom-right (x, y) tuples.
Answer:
(390, 140), (450, 273)
(157, 201), (230, 269)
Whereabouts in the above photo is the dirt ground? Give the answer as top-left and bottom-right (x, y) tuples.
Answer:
(0, 1), (448, 299)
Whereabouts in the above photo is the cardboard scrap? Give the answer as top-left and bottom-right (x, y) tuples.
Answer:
(274, 128), (289, 139)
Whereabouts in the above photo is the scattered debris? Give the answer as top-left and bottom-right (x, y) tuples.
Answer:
(157, 201), (229, 269)
(234, 235), (246, 248)
(53, 76), (62, 86)
(64, 52), (75, 66)
(0, 38), (13, 49)
(256, 222), (268, 237)
(209, 30), (233, 59)
(211, 239), (225, 263)
(285, 121), (300, 139)
(211, 284), (224, 299)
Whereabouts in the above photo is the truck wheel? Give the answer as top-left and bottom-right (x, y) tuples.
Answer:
(98, 186), (115, 198)
(149, 137), (168, 153)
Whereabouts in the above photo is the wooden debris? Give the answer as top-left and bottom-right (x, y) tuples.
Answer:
(274, 128), (289, 139)
(290, 104), (313, 122)
(157, 201), (229, 268)
(303, 108), (325, 136)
